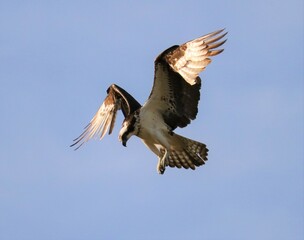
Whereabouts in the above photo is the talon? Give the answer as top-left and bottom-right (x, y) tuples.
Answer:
(157, 159), (166, 174)
(157, 148), (169, 174)
(158, 165), (165, 174)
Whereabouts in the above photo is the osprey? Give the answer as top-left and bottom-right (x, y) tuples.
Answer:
(71, 29), (227, 174)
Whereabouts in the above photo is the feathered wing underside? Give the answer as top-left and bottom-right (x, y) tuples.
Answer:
(70, 84), (141, 150)
(146, 29), (227, 130)
(165, 29), (227, 85)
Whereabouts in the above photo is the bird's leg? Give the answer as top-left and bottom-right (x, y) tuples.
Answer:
(157, 148), (169, 174)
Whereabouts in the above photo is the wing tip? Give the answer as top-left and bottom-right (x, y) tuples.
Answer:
(201, 28), (227, 40)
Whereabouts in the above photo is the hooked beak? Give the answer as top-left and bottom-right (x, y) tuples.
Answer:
(121, 134), (128, 147)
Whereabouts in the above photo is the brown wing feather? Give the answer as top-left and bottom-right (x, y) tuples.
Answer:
(165, 29), (227, 85)
(70, 84), (141, 150)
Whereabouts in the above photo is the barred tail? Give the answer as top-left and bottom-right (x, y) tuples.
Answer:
(166, 134), (209, 170)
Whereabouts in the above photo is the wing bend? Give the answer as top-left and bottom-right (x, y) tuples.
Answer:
(70, 84), (141, 150)
(165, 29), (227, 85)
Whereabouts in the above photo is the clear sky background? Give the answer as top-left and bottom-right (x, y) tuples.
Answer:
(0, 1), (303, 239)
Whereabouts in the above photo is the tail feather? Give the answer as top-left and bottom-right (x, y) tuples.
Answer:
(166, 134), (209, 171)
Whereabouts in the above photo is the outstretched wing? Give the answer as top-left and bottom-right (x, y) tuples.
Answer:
(71, 84), (141, 150)
(145, 29), (227, 130)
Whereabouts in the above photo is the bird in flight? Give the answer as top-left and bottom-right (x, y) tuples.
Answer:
(71, 29), (227, 174)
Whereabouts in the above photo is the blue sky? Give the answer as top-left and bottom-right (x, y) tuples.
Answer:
(0, 0), (303, 239)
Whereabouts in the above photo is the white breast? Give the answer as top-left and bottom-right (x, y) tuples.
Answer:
(137, 107), (171, 149)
